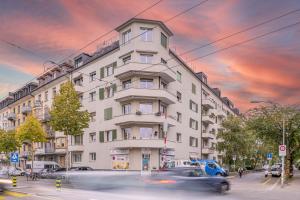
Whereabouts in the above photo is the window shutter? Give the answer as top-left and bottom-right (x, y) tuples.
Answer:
(189, 100), (192, 110)
(99, 131), (104, 143)
(196, 121), (198, 130)
(112, 84), (117, 93)
(192, 83), (196, 94)
(99, 88), (104, 100)
(189, 137), (192, 146)
(104, 107), (112, 120)
(100, 67), (105, 79)
(113, 62), (117, 73)
(196, 138), (198, 147)
(112, 129), (117, 140)
(189, 118), (192, 128)
(196, 104), (198, 113)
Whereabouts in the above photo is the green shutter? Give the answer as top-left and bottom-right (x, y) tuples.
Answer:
(99, 131), (104, 143)
(100, 67), (105, 79)
(189, 100), (192, 110)
(196, 104), (198, 113)
(189, 137), (192, 146)
(196, 121), (198, 130)
(192, 83), (196, 94)
(104, 107), (112, 120)
(196, 138), (198, 147)
(99, 88), (104, 100)
(189, 118), (192, 128)
(112, 84), (117, 93)
(112, 129), (117, 140)
(113, 62), (117, 73)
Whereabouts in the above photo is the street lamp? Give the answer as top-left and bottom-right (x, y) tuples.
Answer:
(250, 100), (285, 188)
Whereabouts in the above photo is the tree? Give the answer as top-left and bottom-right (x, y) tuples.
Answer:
(50, 81), (89, 169)
(246, 105), (300, 177)
(0, 129), (20, 163)
(16, 114), (47, 172)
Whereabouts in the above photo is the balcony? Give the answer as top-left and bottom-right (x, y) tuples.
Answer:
(202, 131), (215, 139)
(74, 84), (84, 94)
(21, 106), (32, 115)
(6, 126), (15, 131)
(217, 110), (226, 118)
(109, 139), (176, 149)
(113, 113), (176, 127)
(114, 87), (176, 104)
(202, 146), (215, 154)
(34, 100), (42, 108)
(114, 62), (176, 83)
(6, 113), (16, 121)
(69, 145), (84, 152)
(202, 99), (215, 109)
(36, 112), (51, 122)
(202, 115), (214, 125)
(45, 129), (55, 138)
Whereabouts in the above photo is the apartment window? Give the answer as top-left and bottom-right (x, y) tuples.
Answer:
(75, 57), (83, 68)
(89, 153), (96, 161)
(89, 132), (96, 143)
(90, 71), (96, 82)
(28, 101), (31, 106)
(72, 152), (82, 163)
(140, 78), (153, 89)
(160, 81), (167, 89)
(140, 54), (153, 64)
(122, 55), (131, 64)
(104, 107), (113, 120)
(159, 104), (167, 114)
(52, 87), (57, 97)
(176, 71), (182, 82)
(122, 79), (131, 89)
(74, 77), (83, 86)
(122, 29), (131, 44)
(161, 32), (167, 48)
(123, 128), (131, 140)
(140, 127), (153, 139)
(189, 137), (198, 147)
(192, 83), (196, 94)
(176, 112), (182, 123)
(140, 27), (153, 42)
(161, 58), (167, 65)
(122, 104), (131, 115)
(79, 94), (83, 105)
(106, 130), (116, 142)
(139, 103), (152, 114)
(45, 91), (48, 102)
(106, 64), (114, 77)
(74, 134), (83, 145)
(190, 118), (198, 130)
(100, 62), (116, 79)
(106, 86), (114, 98)
(177, 133), (182, 143)
(90, 112), (96, 122)
(89, 91), (96, 102)
(177, 91), (182, 102)
(190, 100), (198, 112)
(38, 94), (42, 102)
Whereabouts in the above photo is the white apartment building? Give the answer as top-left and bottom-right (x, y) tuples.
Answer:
(0, 18), (239, 171)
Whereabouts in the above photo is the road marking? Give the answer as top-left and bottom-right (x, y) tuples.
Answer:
(262, 178), (272, 185)
(4, 190), (30, 197)
(267, 178), (280, 191)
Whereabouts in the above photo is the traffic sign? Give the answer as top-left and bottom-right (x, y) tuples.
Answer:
(232, 155), (237, 161)
(10, 152), (19, 163)
(267, 153), (273, 160)
(279, 145), (286, 156)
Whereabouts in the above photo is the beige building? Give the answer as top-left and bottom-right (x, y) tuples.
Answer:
(0, 18), (239, 171)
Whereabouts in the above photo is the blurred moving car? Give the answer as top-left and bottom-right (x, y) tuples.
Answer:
(190, 160), (228, 176)
(69, 166), (93, 171)
(0, 175), (12, 193)
(8, 167), (25, 176)
(39, 168), (67, 179)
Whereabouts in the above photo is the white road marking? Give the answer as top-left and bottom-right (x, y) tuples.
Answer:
(262, 178), (272, 185)
(267, 178), (280, 191)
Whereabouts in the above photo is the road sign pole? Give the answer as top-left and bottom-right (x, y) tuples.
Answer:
(281, 118), (285, 188)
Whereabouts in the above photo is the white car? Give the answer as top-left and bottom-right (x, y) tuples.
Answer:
(8, 167), (25, 176)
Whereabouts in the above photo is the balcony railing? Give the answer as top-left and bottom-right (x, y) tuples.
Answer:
(107, 138), (176, 149)
(21, 106), (32, 114)
(202, 99), (215, 109)
(6, 113), (16, 121)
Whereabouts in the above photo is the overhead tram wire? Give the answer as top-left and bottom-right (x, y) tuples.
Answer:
(79, 19), (300, 101)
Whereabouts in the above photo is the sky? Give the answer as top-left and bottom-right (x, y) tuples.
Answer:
(0, 0), (300, 112)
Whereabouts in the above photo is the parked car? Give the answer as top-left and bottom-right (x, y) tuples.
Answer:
(271, 165), (282, 177)
(69, 166), (93, 171)
(25, 161), (61, 173)
(8, 167), (25, 176)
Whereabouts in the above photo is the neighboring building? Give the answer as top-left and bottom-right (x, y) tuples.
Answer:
(0, 18), (239, 171)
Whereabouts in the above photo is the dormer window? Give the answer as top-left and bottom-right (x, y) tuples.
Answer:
(140, 27), (153, 42)
(122, 29), (131, 45)
(161, 32), (167, 48)
(75, 57), (83, 68)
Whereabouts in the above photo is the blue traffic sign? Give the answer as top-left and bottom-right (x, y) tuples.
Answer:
(10, 152), (19, 163)
(267, 153), (272, 160)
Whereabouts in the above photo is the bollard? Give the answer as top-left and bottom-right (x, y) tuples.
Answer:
(56, 178), (61, 191)
(12, 176), (17, 187)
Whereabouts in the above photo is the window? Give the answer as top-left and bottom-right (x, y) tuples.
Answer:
(79, 94), (83, 105)
(190, 118), (198, 130)
(100, 62), (116, 79)
(140, 127), (153, 139)
(123, 128), (131, 140)
(159, 104), (167, 114)
(139, 103), (153, 114)
(122, 79), (131, 89)
(56, 138), (65, 148)
(90, 112), (96, 122)
(140, 79), (153, 89)
(161, 32), (167, 48)
(89, 91), (96, 102)
(104, 107), (113, 120)
(75, 57), (83, 68)
(18, 106), (20, 114)
(89, 71), (96, 82)
(106, 130), (117, 141)
(122, 104), (131, 115)
(45, 91), (48, 102)
(89, 132), (96, 143)
(177, 92), (182, 102)
(176, 112), (182, 123)
(106, 86), (114, 98)
(106, 64), (114, 76)
(160, 81), (167, 89)
(52, 87), (57, 97)
(140, 27), (153, 42)
(74, 134), (83, 145)
(189, 137), (198, 147)
(190, 100), (198, 112)
(140, 54), (153, 64)
(89, 153), (96, 161)
(72, 152), (82, 163)
(192, 83), (196, 94)
(122, 29), (131, 44)
(177, 133), (182, 143)
(38, 94), (42, 102)
(74, 77), (83, 86)
(123, 55), (131, 64)
(161, 58), (167, 64)
(176, 71), (182, 82)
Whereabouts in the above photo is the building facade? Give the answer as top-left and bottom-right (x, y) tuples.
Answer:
(0, 18), (239, 171)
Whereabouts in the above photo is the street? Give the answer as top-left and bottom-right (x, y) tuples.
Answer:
(1, 170), (300, 200)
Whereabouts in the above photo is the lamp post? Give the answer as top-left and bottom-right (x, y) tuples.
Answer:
(250, 100), (285, 188)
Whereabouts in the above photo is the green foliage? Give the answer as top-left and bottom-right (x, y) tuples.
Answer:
(0, 129), (20, 155)
(50, 81), (90, 136)
(16, 115), (47, 143)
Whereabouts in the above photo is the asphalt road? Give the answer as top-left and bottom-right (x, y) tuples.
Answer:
(1, 170), (300, 200)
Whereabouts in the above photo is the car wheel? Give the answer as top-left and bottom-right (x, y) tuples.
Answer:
(216, 173), (221, 176)
(219, 183), (229, 194)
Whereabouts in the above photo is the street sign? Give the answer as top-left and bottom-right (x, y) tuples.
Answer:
(279, 145), (286, 156)
(267, 153), (273, 160)
(232, 155), (236, 161)
(10, 152), (19, 163)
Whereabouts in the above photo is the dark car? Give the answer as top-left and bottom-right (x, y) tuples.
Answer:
(69, 166), (93, 171)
